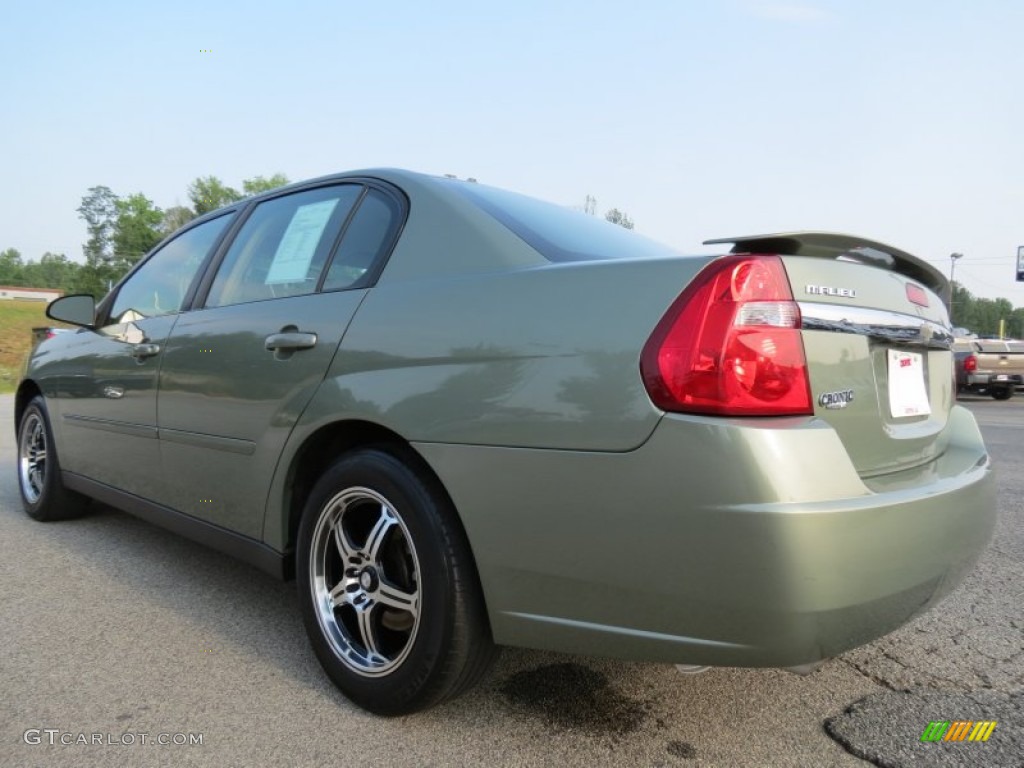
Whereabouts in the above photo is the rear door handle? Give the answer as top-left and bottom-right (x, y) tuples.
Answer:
(131, 343), (161, 359)
(265, 332), (318, 352)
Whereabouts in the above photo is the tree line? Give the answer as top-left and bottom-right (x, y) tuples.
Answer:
(5, 179), (1021, 338)
(0, 173), (289, 298)
(951, 283), (1024, 338)
(2, 178), (637, 300)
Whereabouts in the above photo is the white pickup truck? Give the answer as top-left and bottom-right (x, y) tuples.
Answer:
(955, 339), (1024, 400)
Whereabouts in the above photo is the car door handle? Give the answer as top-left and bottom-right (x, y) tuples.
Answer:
(265, 332), (318, 352)
(130, 343), (161, 359)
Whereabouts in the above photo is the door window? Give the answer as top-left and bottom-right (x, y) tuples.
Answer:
(109, 214), (233, 324)
(204, 185), (362, 308)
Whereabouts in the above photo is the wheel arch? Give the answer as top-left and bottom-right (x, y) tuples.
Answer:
(277, 419), (486, 600)
(14, 379), (42, 432)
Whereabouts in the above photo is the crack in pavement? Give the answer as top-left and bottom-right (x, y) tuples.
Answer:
(825, 689), (1023, 768)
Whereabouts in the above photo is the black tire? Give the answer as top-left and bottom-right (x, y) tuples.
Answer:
(296, 448), (497, 715)
(991, 387), (1013, 400)
(17, 396), (90, 521)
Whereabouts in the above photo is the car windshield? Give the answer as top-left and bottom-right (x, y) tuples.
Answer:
(447, 180), (680, 263)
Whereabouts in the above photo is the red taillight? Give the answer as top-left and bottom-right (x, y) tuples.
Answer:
(640, 254), (812, 416)
(964, 354), (977, 373)
(45, 330), (57, 340)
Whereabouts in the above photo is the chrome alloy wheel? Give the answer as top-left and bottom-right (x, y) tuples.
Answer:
(19, 412), (47, 504)
(310, 487), (421, 677)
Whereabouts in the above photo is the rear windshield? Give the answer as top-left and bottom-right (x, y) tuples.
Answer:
(447, 180), (680, 263)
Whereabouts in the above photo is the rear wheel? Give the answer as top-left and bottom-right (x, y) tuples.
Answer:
(296, 448), (497, 715)
(991, 387), (1013, 400)
(17, 396), (90, 521)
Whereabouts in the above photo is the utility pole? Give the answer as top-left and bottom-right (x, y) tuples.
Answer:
(948, 252), (963, 322)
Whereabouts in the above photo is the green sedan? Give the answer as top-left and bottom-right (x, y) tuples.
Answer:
(16, 169), (995, 714)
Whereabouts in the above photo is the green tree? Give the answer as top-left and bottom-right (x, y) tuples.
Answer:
(112, 193), (163, 270)
(0, 247), (24, 285)
(242, 173), (289, 197)
(22, 252), (79, 290)
(188, 176), (242, 215)
(78, 186), (118, 263)
(162, 205), (195, 234)
(604, 208), (635, 230)
(581, 196), (635, 229)
(76, 186), (121, 298)
(1009, 307), (1024, 338)
(73, 265), (110, 299)
(991, 298), (1014, 336)
(951, 283), (1022, 337)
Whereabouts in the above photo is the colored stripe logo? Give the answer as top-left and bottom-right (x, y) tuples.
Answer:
(920, 721), (997, 742)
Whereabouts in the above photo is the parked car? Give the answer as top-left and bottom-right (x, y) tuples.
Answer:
(954, 338), (1024, 399)
(16, 170), (995, 714)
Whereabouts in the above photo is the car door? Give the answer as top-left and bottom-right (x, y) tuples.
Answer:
(54, 214), (236, 498)
(154, 182), (405, 538)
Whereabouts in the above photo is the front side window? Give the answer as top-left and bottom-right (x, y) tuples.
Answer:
(205, 185), (362, 308)
(109, 214), (233, 324)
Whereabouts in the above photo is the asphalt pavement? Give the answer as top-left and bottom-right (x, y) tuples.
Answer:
(1, 393), (1021, 768)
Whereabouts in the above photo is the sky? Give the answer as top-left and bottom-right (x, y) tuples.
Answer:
(2, 0), (1023, 306)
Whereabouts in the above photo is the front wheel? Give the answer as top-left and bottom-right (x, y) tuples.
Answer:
(17, 395), (90, 521)
(991, 387), (1013, 400)
(296, 448), (497, 715)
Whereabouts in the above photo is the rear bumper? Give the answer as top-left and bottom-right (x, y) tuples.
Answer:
(966, 372), (1022, 387)
(416, 405), (995, 667)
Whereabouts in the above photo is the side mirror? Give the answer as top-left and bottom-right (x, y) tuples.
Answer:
(46, 294), (96, 327)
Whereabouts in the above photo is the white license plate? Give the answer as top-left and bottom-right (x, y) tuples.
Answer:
(995, 374), (1009, 381)
(888, 349), (931, 418)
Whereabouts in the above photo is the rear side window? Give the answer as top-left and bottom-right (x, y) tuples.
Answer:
(205, 185), (362, 308)
(448, 180), (679, 263)
(321, 188), (402, 292)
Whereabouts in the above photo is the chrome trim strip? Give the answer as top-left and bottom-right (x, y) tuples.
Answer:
(798, 301), (954, 350)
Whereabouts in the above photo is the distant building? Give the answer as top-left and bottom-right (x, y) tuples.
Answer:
(0, 286), (63, 304)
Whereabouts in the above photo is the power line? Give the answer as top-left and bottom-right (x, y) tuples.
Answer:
(921, 257), (1013, 265)
(955, 267), (1024, 295)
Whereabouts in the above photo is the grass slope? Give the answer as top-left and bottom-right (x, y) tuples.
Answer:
(0, 301), (54, 393)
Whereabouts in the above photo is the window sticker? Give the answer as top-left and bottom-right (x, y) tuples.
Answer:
(265, 199), (339, 284)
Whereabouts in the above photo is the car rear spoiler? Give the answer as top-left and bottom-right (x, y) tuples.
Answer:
(703, 232), (948, 302)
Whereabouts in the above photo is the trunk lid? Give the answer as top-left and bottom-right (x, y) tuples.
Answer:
(706, 232), (954, 478)
(972, 340), (1024, 376)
